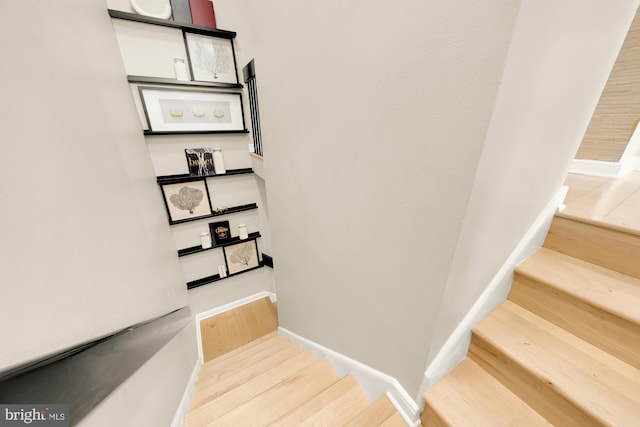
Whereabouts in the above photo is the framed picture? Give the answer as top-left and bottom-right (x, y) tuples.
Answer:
(139, 86), (245, 132)
(159, 178), (213, 224)
(184, 31), (238, 84)
(185, 147), (215, 176)
(209, 220), (232, 245)
(223, 240), (260, 275)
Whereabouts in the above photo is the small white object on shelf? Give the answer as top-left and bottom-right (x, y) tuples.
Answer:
(212, 148), (226, 174)
(238, 224), (248, 240)
(200, 231), (212, 249)
(218, 265), (227, 278)
(173, 58), (189, 81)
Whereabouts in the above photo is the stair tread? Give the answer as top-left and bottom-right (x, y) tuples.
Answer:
(270, 374), (370, 426)
(423, 358), (551, 426)
(343, 395), (398, 427)
(185, 349), (318, 427)
(190, 342), (304, 410)
(209, 358), (340, 426)
(515, 247), (640, 325)
(201, 330), (278, 368)
(197, 337), (294, 388)
(379, 411), (407, 426)
(473, 300), (640, 426)
(198, 333), (285, 379)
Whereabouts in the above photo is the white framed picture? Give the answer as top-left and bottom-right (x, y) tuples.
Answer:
(139, 86), (245, 133)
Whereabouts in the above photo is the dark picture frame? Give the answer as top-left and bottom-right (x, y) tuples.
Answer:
(138, 86), (245, 132)
(159, 177), (213, 224)
(223, 239), (260, 275)
(184, 31), (239, 84)
(209, 220), (232, 245)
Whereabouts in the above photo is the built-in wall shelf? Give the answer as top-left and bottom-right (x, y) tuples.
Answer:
(157, 168), (254, 185)
(187, 263), (265, 290)
(178, 231), (261, 257)
(128, 75), (243, 90)
(108, 9), (236, 38)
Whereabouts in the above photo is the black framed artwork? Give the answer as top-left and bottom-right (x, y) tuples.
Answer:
(223, 239), (259, 275)
(159, 177), (213, 224)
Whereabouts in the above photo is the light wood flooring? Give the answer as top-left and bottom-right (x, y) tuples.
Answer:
(422, 172), (640, 426)
(563, 171), (640, 230)
(190, 297), (407, 426)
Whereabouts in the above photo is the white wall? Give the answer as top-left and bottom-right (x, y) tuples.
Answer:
(426, 0), (640, 368)
(0, 0), (198, 424)
(243, 0), (520, 395)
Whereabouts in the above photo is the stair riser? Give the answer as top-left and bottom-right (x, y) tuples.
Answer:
(469, 335), (603, 427)
(544, 216), (640, 279)
(509, 274), (640, 371)
(421, 403), (455, 427)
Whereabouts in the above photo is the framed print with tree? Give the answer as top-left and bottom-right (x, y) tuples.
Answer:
(139, 86), (246, 133)
(159, 178), (213, 224)
(184, 31), (239, 84)
(209, 220), (231, 245)
(223, 239), (260, 275)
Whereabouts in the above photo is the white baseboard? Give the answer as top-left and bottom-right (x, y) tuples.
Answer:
(170, 359), (200, 427)
(417, 185), (569, 402)
(279, 327), (421, 426)
(569, 158), (639, 178)
(194, 291), (277, 364)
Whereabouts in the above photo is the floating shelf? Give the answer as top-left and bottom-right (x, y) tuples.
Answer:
(178, 231), (261, 257)
(108, 9), (236, 38)
(144, 129), (250, 136)
(187, 263), (265, 290)
(157, 168), (254, 185)
(128, 75), (243, 90)
(262, 253), (274, 268)
(165, 203), (258, 226)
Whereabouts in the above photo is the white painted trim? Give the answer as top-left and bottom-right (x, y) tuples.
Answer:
(170, 359), (200, 427)
(194, 291), (277, 364)
(569, 158), (623, 178)
(278, 327), (421, 425)
(416, 185), (568, 403)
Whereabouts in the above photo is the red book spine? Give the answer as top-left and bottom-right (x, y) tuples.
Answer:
(188, 0), (217, 28)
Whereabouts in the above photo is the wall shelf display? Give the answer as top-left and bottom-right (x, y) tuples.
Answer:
(178, 231), (261, 257)
(186, 262), (265, 290)
(159, 177), (213, 224)
(108, 9), (235, 38)
(139, 86), (246, 133)
(157, 168), (254, 184)
(128, 75), (243, 90)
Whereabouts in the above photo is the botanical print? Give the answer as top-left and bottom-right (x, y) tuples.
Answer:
(162, 180), (212, 222)
(224, 241), (259, 274)
(186, 33), (236, 84)
(169, 186), (203, 214)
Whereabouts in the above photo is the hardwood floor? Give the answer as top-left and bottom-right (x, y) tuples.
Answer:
(422, 171), (640, 426)
(189, 297), (407, 426)
(563, 171), (640, 230)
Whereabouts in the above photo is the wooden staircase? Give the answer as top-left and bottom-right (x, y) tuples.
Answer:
(186, 329), (407, 426)
(422, 212), (640, 426)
